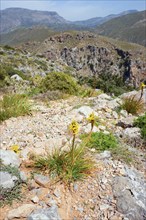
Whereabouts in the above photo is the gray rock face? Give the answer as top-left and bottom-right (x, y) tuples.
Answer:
(112, 167), (146, 220)
(0, 150), (21, 167)
(28, 206), (61, 220)
(0, 171), (18, 189)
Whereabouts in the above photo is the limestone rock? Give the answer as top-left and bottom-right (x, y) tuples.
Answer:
(7, 204), (36, 219)
(34, 174), (50, 187)
(0, 171), (18, 189)
(0, 150), (21, 167)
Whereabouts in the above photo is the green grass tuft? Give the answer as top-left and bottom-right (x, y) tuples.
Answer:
(0, 94), (31, 122)
(34, 146), (95, 183)
(121, 95), (144, 115)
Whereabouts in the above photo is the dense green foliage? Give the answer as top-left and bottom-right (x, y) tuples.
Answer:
(134, 113), (146, 140)
(41, 72), (79, 95)
(79, 72), (132, 96)
(0, 94), (31, 122)
(81, 132), (118, 151)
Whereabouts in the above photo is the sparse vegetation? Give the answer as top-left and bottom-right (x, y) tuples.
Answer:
(0, 164), (23, 206)
(134, 113), (146, 140)
(0, 94), (31, 122)
(121, 95), (144, 115)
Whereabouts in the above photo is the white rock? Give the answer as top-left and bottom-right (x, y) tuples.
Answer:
(0, 150), (21, 167)
(0, 172), (18, 189)
(76, 106), (97, 117)
(7, 204), (36, 219)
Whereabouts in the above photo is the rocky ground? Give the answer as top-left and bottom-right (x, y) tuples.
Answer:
(0, 91), (146, 220)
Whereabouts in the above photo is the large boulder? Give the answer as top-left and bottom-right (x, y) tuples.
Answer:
(112, 167), (146, 220)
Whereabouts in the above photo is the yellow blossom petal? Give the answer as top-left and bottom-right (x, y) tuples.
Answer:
(69, 120), (79, 135)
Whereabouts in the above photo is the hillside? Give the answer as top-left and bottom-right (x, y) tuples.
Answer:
(0, 27), (56, 46)
(96, 10), (146, 46)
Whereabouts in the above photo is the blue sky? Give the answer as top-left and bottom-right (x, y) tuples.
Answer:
(1, 0), (146, 21)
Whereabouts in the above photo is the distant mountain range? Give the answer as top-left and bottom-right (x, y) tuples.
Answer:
(96, 10), (146, 46)
(0, 8), (145, 46)
(0, 8), (138, 33)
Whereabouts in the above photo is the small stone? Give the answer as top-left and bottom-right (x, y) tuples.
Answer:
(99, 204), (110, 211)
(54, 189), (60, 198)
(34, 174), (50, 187)
(31, 196), (39, 203)
(20, 171), (27, 182)
(73, 184), (78, 192)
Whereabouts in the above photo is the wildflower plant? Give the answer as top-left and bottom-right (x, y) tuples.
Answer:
(139, 82), (146, 101)
(69, 120), (79, 164)
(87, 112), (96, 132)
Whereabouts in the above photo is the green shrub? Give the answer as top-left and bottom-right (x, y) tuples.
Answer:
(4, 66), (29, 80)
(0, 164), (23, 206)
(134, 113), (146, 140)
(0, 94), (31, 122)
(34, 146), (95, 183)
(81, 132), (118, 151)
(41, 72), (79, 95)
(121, 95), (144, 115)
(78, 72), (133, 96)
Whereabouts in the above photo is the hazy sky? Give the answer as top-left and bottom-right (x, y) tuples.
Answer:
(1, 0), (146, 21)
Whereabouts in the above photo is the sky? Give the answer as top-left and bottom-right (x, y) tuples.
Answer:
(1, 0), (146, 21)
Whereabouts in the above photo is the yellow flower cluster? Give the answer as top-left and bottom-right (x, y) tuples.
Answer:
(69, 120), (79, 135)
(140, 82), (146, 89)
(10, 145), (20, 154)
(87, 112), (95, 123)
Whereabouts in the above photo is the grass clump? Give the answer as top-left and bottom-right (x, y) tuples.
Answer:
(0, 164), (23, 206)
(134, 113), (146, 140)
(0, 94), (31, 122)
(34, 146), (94, 183)
(41, 72), (79, 95)
(81, 132), (118, 151)
(121, 95), (144, 115)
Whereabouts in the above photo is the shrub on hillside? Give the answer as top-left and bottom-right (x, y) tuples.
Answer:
(134, 113), (146, 140)
(41, 72), (79, 95)
(0, 94), (31, 122)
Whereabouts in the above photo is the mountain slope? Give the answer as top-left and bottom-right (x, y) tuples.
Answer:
(96, 10), (146, 46)
(0, 8), (69, 33)
(73, 10), (138, 27)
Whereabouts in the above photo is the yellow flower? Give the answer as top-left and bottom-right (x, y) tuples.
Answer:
(140, 82), (146, 89)
(87, 112), (95, 123)
(69, 120), (79, 135)
(10, 145), (20, 154)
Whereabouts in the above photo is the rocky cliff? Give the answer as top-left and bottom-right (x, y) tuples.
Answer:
(22, 32), (146, 88)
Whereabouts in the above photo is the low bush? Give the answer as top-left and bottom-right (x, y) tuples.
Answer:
(134, 113), (146, 140)
(121, 95), (144, 115)
(81, 132), (118, 151)
(0, 94), (31, 122)
(0, 164), (23, 206)
(34, 146), (95, 183)
(41, 72), (79, 95)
